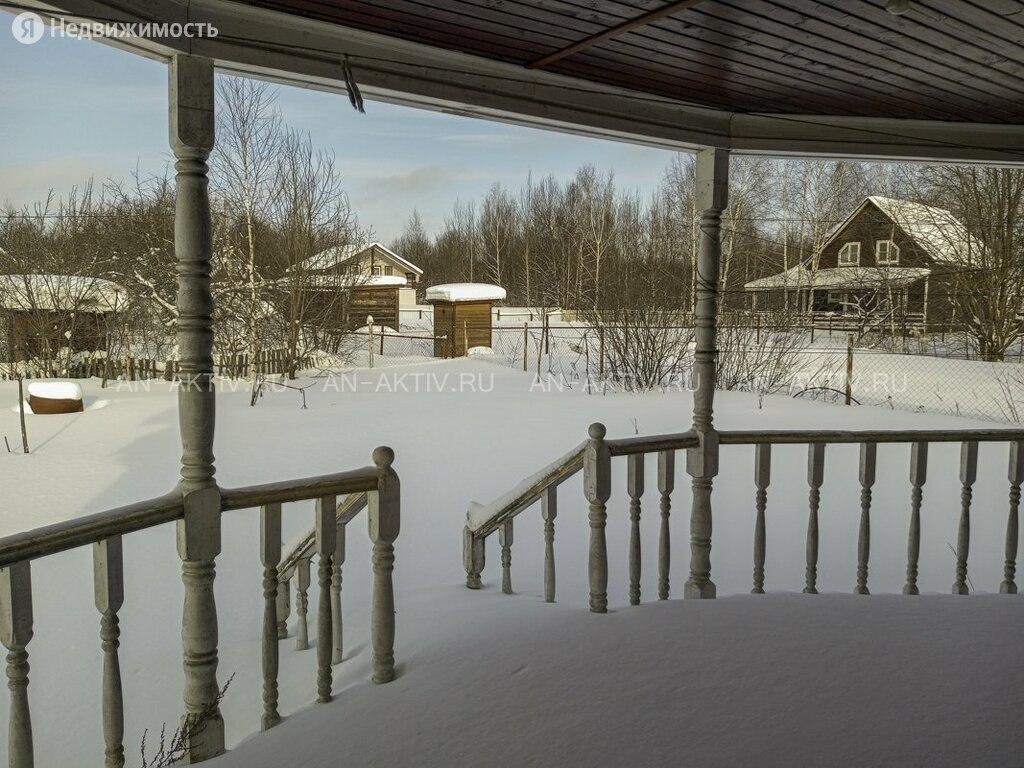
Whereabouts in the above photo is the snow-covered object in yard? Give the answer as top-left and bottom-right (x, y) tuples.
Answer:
(466, 346), (494, 356)
(425, 283), (507, 303)
(26, 380), (84, 414)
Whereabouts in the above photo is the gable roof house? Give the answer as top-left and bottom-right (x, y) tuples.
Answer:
(283, 243), (424, 334)
(744, 196), (984, 334)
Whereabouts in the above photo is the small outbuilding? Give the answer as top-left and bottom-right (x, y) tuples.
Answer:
(426, 283), (506, 358)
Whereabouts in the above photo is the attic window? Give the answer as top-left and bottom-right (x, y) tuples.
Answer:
(839, 242), (860, 266)
(384, 266), (393, 276)
(371, 265), (382, 275)
(876, 240), (900, 265)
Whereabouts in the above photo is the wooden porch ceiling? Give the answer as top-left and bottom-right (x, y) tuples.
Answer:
(10, 0), (1024, 161)
(241, 0), (1024, 125)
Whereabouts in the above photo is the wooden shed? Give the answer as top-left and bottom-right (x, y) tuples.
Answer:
(426, 283), (506, 358)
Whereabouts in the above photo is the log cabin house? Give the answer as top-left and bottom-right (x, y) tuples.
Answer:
(744, 196), (983, 333)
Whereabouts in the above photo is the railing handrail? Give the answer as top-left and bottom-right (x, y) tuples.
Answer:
(718, 428), (1024, 445)
(220, 466), (379, 511)
(0, 492), (184, 567)
(0, 466), (384, 568)
(606, 431), (699, 456)
(278, 492), (369, 580)
(466, 440), (588, 538)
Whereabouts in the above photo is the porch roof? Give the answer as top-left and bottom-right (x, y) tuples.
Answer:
(19, 0), (1024, 163)
(744, 266), (931, 292)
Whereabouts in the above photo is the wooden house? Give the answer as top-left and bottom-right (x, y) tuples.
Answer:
(426, 283), (507, 357)
(744, 196), (983, 332)
(0, 274), (123, 363)
(290, 242), (423, 306)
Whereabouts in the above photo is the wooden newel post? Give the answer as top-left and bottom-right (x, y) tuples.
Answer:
(170, 53), (224, 762)
(685, 146), (728, 601)
(369, 446), (400, 684)
(585, 422), (611, 613)
(463, 526), (485, 589)
(1, 562), (33, 768)
(1001, 441), (1024, 594)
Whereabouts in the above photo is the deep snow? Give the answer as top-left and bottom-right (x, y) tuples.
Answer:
(0, 359), (1020, 766)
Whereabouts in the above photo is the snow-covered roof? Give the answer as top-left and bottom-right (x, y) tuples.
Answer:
(819, 196), (983, 264)
(289, 242), (423, 276)
(288, 273), (407, 289)
(426, 283), (507, 303)
(745, 266), (931, 291)
(0, 274), (124, 312)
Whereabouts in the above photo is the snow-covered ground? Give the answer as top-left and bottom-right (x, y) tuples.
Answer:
(0, 360), (1020, 766)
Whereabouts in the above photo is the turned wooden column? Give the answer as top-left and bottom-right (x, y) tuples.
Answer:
(170, 54), (224, 762)
(685, 147), (728, 600)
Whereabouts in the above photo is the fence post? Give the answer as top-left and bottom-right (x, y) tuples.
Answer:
(755, 314), (761, 345)
(522, 322), (528, 372)
(845, 334), (854, 405)
(598, 326), (605, 378)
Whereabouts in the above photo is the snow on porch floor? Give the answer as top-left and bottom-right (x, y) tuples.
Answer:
(212, 591), (1024, 768)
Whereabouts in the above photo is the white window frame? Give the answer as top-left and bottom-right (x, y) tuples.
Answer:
(875, 239), (900, 265)
(838, 241), (860, 266)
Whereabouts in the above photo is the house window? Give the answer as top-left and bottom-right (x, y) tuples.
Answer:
(384, 266), (393, 276)
(838, 242), (860, 266)
(875, 240), (900, 265)
(371, 265), (382, 275)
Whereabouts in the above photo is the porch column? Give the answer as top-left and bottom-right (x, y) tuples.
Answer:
(685, 147), (728, 599)
(170, 54), (224, 761)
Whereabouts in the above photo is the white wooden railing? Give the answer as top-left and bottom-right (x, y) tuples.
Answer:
(465, 424), (1024, 605)
(0, 447), (399, 768)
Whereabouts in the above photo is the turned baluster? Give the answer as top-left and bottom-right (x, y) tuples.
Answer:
(628, 453), (644, 606)
(259, 503), (281, 729)
(752, 443), (770, 594)
(315, 495), (337, 702)
(657, 450), (674, 600)
(370, 446), (400, 684)
(295, 557), (311, 651)
(585, 423), (611, 613)
(499, 520), (514, 595)
(94, 537), (125, 766)
(855, 443), (877, 595)
(1001, 441), (1023, 594)
(542, 486), (557, 603)
(903, 442), (928, 595)
(0, 562), (33, 768)
(332, 520), (346, 664)
(276, 578), (290, 639)
(953, 441), (978, 595)
(463, 525), (485, 590)
(804, 443), (825, 594)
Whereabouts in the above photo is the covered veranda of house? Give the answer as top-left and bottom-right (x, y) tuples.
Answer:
(3, 1), (1024, 765)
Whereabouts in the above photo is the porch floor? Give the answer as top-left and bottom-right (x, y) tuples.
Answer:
(211, 591), (1023, 768)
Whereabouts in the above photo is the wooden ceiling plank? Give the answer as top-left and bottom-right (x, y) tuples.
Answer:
(745, 1), (1024, 101)
(527, 0), (706, 68)
(444, 0), (956, 119)
(807, 0), (1024, 97)
(665, 3), (1023, 120)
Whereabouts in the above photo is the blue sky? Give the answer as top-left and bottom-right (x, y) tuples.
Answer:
(0, 23), (679, 243)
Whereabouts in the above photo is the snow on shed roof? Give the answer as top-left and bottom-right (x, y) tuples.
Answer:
(0, 274), (124, 312)
(290, 242), (423, 275)
(425, 283), (507, 303)
(292, 273), (407, 289)
(745, 266), (931, 291)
